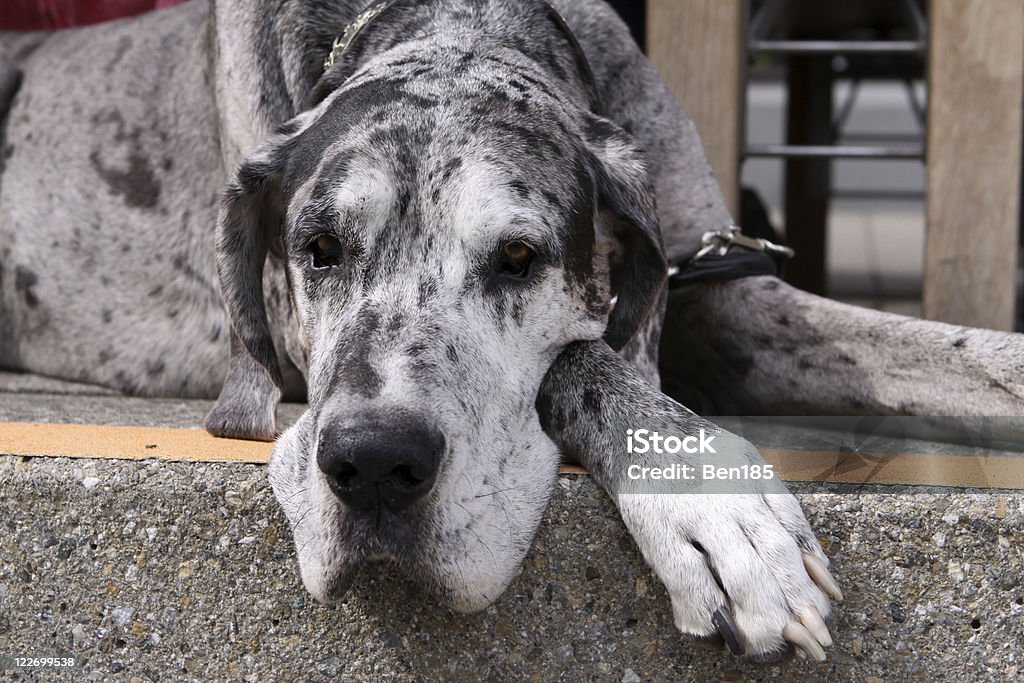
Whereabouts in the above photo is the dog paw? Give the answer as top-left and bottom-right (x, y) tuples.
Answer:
(617, 489), (841, 660)
(205, 351), (282, 441)
(205, 385), (279, 441)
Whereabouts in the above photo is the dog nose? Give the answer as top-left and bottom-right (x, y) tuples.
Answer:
(316, 413), (444, 513)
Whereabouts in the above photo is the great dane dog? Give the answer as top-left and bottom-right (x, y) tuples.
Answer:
(2, 0), (1023, 663)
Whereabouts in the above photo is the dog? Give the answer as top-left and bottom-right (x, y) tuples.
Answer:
(16, 0), (1024, 662)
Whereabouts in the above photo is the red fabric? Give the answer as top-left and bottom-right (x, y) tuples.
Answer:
(0, 0), (189, 30)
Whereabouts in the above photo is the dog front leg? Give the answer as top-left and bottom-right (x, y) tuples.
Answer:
(660, 276), (1024, 416)
(537, 340), (842, 660)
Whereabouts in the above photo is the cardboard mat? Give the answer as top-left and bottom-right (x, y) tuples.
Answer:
(0, 422), (275, 464)
(1, 421), (1023, 487)
(0, 422), (589, 475)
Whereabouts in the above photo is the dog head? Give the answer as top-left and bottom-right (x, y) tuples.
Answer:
(207, 15), (666, 611)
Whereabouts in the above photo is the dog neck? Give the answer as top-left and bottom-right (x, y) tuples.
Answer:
(307, 0), (602, 114)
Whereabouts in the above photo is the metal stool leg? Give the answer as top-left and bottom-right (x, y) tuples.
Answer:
(783, 54), (833, 295)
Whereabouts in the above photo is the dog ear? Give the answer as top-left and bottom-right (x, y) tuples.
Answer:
(205, 137), (295, 441)
(584, 116), (668, 351)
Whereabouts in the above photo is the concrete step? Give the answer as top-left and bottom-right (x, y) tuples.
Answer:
(1, 388), (1022, 681)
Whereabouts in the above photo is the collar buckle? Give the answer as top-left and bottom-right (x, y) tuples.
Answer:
(691, 225), (794, 265)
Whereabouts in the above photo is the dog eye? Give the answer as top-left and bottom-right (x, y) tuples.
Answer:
(497, 240), (536, 279)
(309, 234), (343, 270)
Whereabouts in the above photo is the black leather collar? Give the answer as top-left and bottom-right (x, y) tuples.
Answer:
(668, 226), (794, 289)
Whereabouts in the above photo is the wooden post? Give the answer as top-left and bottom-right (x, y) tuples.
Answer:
(924, 0), (1024, 331)
(647, 0), (745, 218)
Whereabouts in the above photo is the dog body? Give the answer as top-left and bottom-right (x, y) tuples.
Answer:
(1, 0), (898, 660)
(0, 4), (227, 393)
(0, 0), (727, 395)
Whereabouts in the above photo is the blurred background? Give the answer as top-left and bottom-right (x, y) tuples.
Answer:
(3, 0), (1023, 332)
(615, 0), (1024, 333)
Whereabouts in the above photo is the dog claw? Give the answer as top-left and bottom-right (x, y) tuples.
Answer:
(783, 621), (827, 661)
(712, 607), (745, 656)
(803, 553), (843, 602)
(799, 605), (833, 647)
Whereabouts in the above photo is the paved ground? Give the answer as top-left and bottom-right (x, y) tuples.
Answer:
(1, 377), (1023, 681)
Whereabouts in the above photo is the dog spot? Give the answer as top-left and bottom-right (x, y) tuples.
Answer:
(953, 337), (967, 349)
(90, 149), (161, 209)
(775, 314), (790, 327)
(406, 341), (428, 357)
(14, 266), (39, 308)
(418, 278), (438, 307)
(114, 371), (138, 394)
(146, 360), (165, 377)
(540, 190), (561, 210)
(104, 36), (133, 73)
(98, 349), (115, 365)
(561, 178), (598, 295)
(486, 290), (508, 323)
(101, 309), (113, 324)
(438, 157), (462, 186)
(582, 389), (602, 415)
(88, 109), (161, 209)
(509, 295), (527, 326)
(509, 179), (532, 200)
(148, 285), (163, 298)
(409, 356), (436, 374)
(445, 344), (459, 363)
(336, 308), (383, 399)
(169, 254), (214, 292)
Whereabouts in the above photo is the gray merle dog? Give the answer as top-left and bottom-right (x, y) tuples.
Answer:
(2, 0), (1022, 661)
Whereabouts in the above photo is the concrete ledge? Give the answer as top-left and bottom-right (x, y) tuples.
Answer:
(2, 452), (1022, 682)
(1, 386), (1022, 680)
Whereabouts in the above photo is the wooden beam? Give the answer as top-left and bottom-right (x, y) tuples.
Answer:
(647, 0), (745, 217)
(924, 0), (1024, 330)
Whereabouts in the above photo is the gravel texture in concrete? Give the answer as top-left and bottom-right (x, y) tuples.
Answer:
(1, 452), (1022, 682)
(1, 384), (1022, 680)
